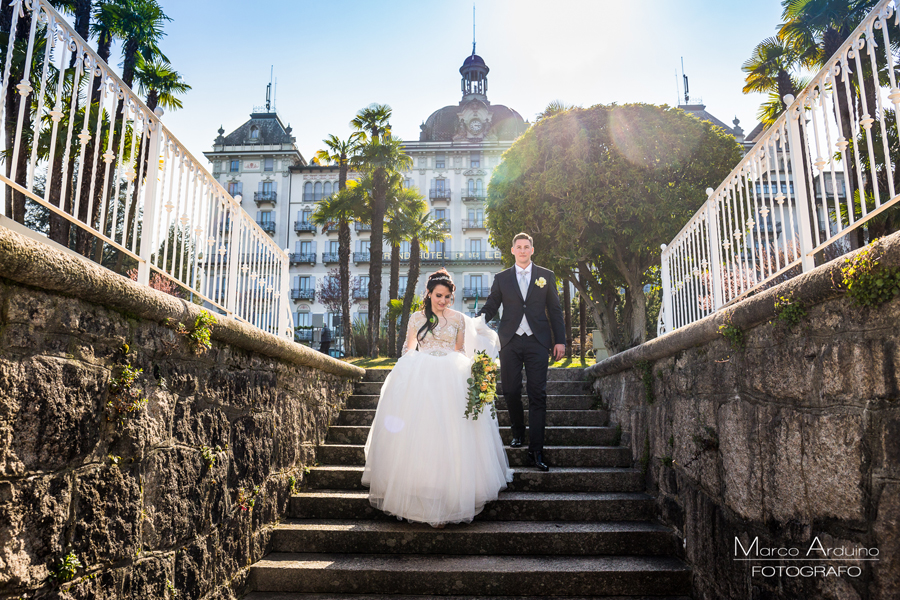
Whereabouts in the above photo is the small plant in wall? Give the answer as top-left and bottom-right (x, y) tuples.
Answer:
(717, 312), (745, 350)
(168, 310), (217, 354)
(839, 241), (900, 307)
(107, 364), (147, 424)
(200, 444), (226, 470)
(52, 551), (82, 583)
(237, 485), (261, 512)
(771, 292), (807, 330)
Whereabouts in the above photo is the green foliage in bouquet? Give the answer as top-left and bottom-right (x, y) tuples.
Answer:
(465, 351), (498, 420)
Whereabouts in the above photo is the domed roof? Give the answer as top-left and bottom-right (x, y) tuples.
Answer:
(419, 103), (527, 142)
(461, 53), (488, 71)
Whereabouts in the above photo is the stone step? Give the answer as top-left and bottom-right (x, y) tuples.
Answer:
(316, 444), (633, 469)
(246, 594), (693, 600)
(289, 491), (654, 521)
(270, 519), (677, 556)
(337, 408), (609, 427)
(325, 425), (618, 447)
(345, 394), (598, 411)
(307, 465), (639, 493)
(249, 553), (691, 596)
(363, 367), (590, 384)
(353, 380), (590, 396)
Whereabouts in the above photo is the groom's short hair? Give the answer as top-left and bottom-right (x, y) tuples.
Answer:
(512, 232), (533, 246)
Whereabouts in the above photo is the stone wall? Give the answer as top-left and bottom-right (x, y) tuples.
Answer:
(586, 236), (900, 600)
(0, 226), (364, 600)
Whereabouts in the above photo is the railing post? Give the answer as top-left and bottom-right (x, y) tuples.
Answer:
(705, 189), (724, 310)
(660, 243), (673, 333)
(224, 207), (242, 317)
(279, 249), (292, 340)
(136, 111), (164, 286)
(783, 94), (816, 273)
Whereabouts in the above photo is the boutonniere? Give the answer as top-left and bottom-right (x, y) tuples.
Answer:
(535, 277), (547, 288)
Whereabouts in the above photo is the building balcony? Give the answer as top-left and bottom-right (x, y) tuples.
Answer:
(289, 253), (316, 265)
(291, 288), (316, 300)
(254, 191), (277, 204)
(322, 252), (340, 264)
(295, 328), (313, 341)
(462, 287), (490, 299)
(353, 252), (370, 263)
(429, 188), (452, 202)
(461, 192), (486, 203)
(257, 220), (276, 234)
(352, 287), (368, 300)
(294, 221), (316, 233)
(461, 219), (485, 230)
(354, 222), (371, 232)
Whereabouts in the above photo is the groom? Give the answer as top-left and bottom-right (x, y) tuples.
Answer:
(478, 233), (566, 471)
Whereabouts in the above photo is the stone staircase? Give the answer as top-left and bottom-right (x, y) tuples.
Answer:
(245, 368), (691, 599)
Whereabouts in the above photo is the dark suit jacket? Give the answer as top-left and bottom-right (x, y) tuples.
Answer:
(477, 263), (567, 349)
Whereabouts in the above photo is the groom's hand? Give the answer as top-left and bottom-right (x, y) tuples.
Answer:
(552, 344), (565, 361)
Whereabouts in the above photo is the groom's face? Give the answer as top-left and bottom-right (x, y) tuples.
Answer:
(511, 239), (534, 265)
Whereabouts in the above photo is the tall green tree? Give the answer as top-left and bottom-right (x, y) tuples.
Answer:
(351, 104), (411, 356)
(486, 103), (743, 352)
(311, 185), (365, 356)
(134, 55), (190, 111)
(313, 133), (362, 355)
(384, 187), (426, 357)
(396, 208), (449, 357)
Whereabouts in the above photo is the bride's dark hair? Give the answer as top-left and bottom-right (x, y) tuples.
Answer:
(417, 268), (456, 342)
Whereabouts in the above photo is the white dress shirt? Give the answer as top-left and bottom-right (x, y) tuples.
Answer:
(515, 263), (533, 336)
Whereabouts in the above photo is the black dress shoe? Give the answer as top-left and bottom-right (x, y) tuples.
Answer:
(509, 437), (524, 448)
(527, 450), (550, 472)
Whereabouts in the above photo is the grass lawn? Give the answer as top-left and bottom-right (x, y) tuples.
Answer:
(343, 355), (596, 370)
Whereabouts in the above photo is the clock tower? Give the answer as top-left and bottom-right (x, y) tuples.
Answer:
(456, 45), (494, 141)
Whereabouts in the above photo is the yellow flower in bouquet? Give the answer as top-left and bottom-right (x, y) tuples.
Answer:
(465, 351), (498, 420)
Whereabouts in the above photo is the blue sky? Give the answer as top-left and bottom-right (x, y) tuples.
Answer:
(125, 0), (787, 163)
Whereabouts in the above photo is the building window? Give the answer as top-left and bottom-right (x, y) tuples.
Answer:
(299, 241), (312, 254)
(329, 240), (339, 253)
(469, 238), (482, 253)
(360, 240), (371, 253)
(433, 208), (446, 223)
(261, 181), (274, 195)
(264, 157), (274, 171)
(471, 274), (483, 292)
(470, 153), (481, 168)
(250, 127), (259, 140)
(324, 181), (332, 197)
(304, 182), (313, 201)
(434, 178), (446, 191)
(258, 210), (273, 223)
(476, 179), (484, 195)
(227, 181), (242, 197)
(435, 155), (445, 169)
(314, 182), (323, 201)
(399, 275), (408, 293)
(299, 276), (312, 290)
(230, 159), (240, 172)
(296, 311), (311, 327)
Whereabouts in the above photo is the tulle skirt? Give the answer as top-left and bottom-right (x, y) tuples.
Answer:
(362, 349), (514, 526)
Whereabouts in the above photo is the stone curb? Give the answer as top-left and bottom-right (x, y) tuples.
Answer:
(0, 224), (365, 379)
(584, 230), (900, 379)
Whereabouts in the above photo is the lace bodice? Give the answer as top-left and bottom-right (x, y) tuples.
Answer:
(404, 311), (466, 356)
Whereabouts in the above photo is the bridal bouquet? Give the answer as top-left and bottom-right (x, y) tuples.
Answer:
(465, 351), (498, 420)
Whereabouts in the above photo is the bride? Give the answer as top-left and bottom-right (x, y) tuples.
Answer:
(362, 269), (513, 527)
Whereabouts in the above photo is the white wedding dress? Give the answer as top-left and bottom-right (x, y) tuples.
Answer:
(362, 311), (513, 526)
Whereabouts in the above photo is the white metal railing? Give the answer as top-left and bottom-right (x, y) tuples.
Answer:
(0, 0), (293, 339)
(660, 0), (900, 335)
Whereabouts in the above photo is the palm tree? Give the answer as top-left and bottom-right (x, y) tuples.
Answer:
(134, 55), (190, 111)
(313, 133), (363, 355)
(397, 208), (450, 357)
(351, 104), (398, 356)
(742, 37), (805, 126)
(107, 0), (170, 88)
(352, 131), (412, 357)
(314, 133), (362, 191)
(384, 187), (426, 357)
(536, 100), (575, 121)
(311, 186), (365, 357)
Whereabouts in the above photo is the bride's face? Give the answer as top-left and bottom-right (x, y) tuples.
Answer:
(430, 284), (453, 311)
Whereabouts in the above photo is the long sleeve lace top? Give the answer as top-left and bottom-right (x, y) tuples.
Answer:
(403, 311), (466, 356)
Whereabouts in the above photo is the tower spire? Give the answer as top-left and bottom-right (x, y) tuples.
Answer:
(472, 3), (476, 55)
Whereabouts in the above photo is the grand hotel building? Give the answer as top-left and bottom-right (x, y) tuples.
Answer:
(204, 48), (529, 345)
